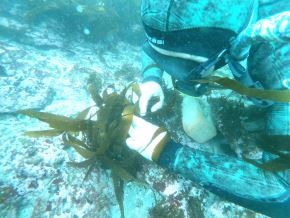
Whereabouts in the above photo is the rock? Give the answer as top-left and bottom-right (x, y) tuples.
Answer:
(0, 77), (53, 113)
(0, 65), (8, 77)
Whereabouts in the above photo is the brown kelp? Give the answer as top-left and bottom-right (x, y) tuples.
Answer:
(18, 82), (146, 218)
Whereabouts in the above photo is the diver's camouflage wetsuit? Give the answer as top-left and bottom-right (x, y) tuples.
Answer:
(140, 0), (290, 217)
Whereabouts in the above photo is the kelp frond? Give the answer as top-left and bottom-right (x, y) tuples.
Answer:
(24, 129), (63, 138)
(19, 82), (146, 218)
(19, 109), (90, 132)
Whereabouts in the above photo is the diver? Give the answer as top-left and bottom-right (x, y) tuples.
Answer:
(126, 1), (290, 217)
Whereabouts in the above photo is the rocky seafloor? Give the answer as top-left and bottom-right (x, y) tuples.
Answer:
(0, 1), (268, 218)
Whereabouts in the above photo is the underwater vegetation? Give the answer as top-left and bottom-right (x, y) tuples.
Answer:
(209, 96), (266, 156)
(209, 96), (290, 172)
(148, 199), (184, 218)
(244, 135), (290, 172)
(25, 0), (142, 43)
(148, 186), (205, 218)
(18, 80), (148, 218)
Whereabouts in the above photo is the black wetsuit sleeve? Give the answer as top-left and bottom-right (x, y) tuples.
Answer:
(141, 49), (163, 84)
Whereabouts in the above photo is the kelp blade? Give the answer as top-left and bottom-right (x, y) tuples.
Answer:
(83, 163), (96, 182)
(24, 129), (63, 138)
(19, 109), (89, 131)
(244, 156), (290, 172)
(76, 106), (94, 120)
(131, 83), (141, 98)
(119, 105), (134, 141)
(259, 135), (290, 152)
(88, 84), (103, 106)
(200, 76), (290, 103)
(68, 159), (96, 168)
(62, 133), (97, 159)
(101, 157), (136, 182)
(112, 172), (125, 218)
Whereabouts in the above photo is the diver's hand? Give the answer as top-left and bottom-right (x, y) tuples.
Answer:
(139, 81), (164, 116)
(126, 115), (168, 161)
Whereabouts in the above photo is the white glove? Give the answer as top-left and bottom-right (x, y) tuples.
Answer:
(126, 115), (168, 161)
(139, 81), (165, 116)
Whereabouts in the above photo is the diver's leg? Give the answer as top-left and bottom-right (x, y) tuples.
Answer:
(248, 42), (290, 136)
(157, 140), (290, 218)
(248, 41), (290, 181)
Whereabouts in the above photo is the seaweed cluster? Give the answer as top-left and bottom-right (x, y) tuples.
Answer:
(209, 96), (265, 156)
(209, 96), (290, 172)
(19, 81), (145, 218)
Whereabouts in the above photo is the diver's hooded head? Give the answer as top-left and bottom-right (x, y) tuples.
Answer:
(141, 0), (257, 34)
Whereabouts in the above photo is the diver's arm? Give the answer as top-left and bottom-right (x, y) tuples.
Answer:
(127, 116), (289, 203)
(141, 50), (163, 84)
(231, 11), (290, 60)
(157, 140), (290, 217)
(126, 116), (290, 217)
(250, 11), (290, 43)
(158, 140), (289, 202)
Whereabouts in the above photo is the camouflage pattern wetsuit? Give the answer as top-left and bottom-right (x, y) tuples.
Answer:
(140, 0), (290, 217)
